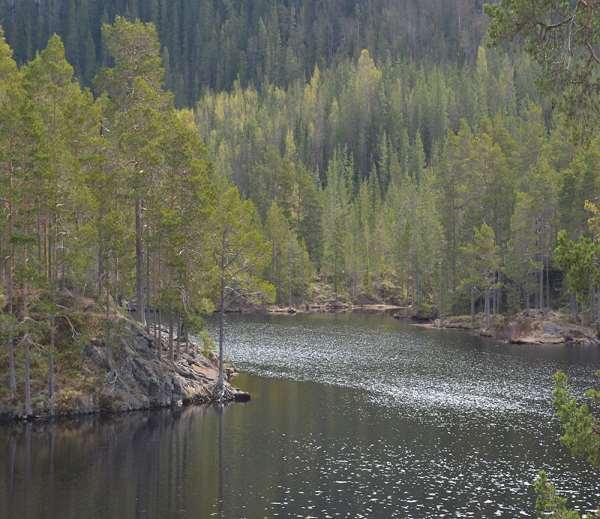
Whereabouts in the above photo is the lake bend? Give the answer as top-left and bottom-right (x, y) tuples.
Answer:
(2, 313), (600, 518)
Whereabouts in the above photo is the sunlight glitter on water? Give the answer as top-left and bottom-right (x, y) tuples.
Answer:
(216, 313), (595, 417)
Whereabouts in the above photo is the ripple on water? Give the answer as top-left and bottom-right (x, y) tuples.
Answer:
(213, 314), (596, 417)
(205, 313), (600, 517)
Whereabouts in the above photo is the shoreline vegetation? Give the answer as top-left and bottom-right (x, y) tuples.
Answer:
(4, 303), (594, 425)
(0, 292), (249, 423)
(266, 299), (600, 347)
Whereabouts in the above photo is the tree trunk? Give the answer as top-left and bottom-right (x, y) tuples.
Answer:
(288, 239), (293, 308)
(22, 284), (32, 418)
(146, 247), (151, 334)
(6, 162), (16, 396)
(484, 288), (491, 329)
(217, 269), (225, 395)
(97, 245), (104, 299)
(48, 315), (55, 413)
(176, 316), (181, 360)
(168, 316), (174, 362)
(24, 336), (32, 418)
(539, 257), (544, 311)
(135, 197), (145, 325)
(570, 294), (577, 321)
(496, 288), (500, 314)
(470, 287), (475, 324)
(333, 249), (338, 301)
(545, 256), (551, 309)
(157, 309), (162, 357)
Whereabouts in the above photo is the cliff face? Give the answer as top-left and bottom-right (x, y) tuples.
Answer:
(1, 319), (248, 421)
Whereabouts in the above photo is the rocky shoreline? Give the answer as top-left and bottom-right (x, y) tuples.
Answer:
(267, 302), (406, 315)
(268, 300), (600, 347)
(0, 318), (248, 423)
(409, 310), (600, 347)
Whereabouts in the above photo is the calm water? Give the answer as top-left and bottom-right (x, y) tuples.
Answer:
(1, 313), (600, 518)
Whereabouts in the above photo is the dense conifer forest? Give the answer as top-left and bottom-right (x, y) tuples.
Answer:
(1, 1), (600, 516)
(1, 0), (488, 104)
(2, 1), (600, 340)
(0, 0), (599, 411)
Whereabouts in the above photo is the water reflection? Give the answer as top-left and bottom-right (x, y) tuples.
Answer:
(217, 405), (224, 519)
(1, 313), (599, 518)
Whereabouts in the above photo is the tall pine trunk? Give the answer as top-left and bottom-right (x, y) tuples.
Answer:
(157, 309), (162, 357)
(48, 315), (55, 413)
(23, 285), (32, 418)
(6, 162), (16, 397)
(24, 336), (32, 418)
(146, 248), (151, 334)
(545, 256), (551, 309)
(168, 316), (174, 362)
(218, 275), (225, 391)
(176, 316), (181, 360)
(484, 288), (491, 329)
(539, 256), (544, 311)
(217, 242), (226, 394)
(135, 197), (145, 325)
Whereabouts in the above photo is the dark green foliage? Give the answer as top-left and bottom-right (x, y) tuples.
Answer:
(1, 0), (489, 105)
(0, 21), (274, 415)
(486, 0), (600, 137)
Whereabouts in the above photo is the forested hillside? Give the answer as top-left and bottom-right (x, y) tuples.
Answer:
(195, 47), (584, 317)
(1, 0), (487, 105)
(0, 18), (274, 414)
(2, 0), (600, 318)
(3, 0), (600, 416)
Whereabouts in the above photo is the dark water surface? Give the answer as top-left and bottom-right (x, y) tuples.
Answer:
(2, 313), (600, 518)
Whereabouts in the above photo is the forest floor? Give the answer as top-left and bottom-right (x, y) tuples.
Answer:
(0, 302), (246, 422)
(411, 310), (599, 346)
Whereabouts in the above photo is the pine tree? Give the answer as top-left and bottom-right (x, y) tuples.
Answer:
(208, 185), (274, 399)
(98, 17), (171, 326)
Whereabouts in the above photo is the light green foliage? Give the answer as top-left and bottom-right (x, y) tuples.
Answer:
(534, 471), (586, 519)
(23, 35), (99, 286)
(208, 185), (275, 307)
(0, 22), (274, 412)
(507, 158), (559, 309)
(534, 372), (600, 518)
(555, 231), (600, 307)
(265, 202), (313, 305)
(460, 223), (501, 324)
(320, 151), (352, 298)
(553, 371), (600, 467)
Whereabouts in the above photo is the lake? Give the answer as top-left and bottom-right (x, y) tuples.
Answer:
(1, 313), (599, 518)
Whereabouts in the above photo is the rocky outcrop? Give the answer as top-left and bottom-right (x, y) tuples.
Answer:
(417, 311), (600, 346)
(1, 319), (249, 421)
(503, 311), (598, 345)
